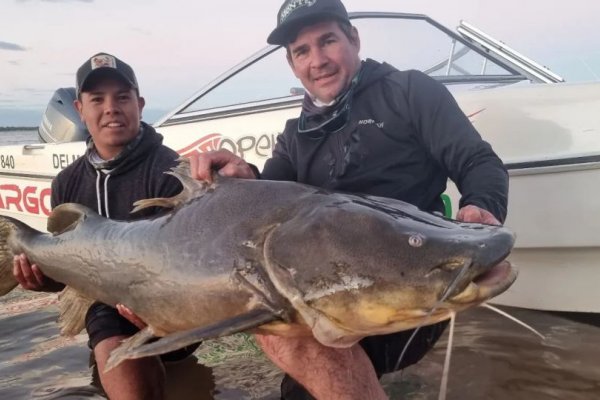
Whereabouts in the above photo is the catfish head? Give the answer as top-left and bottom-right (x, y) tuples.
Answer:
(261, 193), (517, 347)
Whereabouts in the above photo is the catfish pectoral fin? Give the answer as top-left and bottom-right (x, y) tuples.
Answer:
(58, 286), (95, 336)
(104, 308), (278, 372)
(104, 327), (156, 372)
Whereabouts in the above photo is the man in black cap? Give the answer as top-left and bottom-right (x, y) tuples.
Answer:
(190, 0), (508, 398)
(13, 52), (198, 399)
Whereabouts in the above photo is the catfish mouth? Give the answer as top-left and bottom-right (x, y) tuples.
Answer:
(446, 260), (518, 305)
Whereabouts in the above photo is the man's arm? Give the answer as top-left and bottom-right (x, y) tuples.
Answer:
(404, 71), (509, 222)
(255, 334), (388, 400)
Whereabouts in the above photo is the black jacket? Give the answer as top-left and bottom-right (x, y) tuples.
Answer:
(262, 59), (508, 221)
(51, 122), (181, 220)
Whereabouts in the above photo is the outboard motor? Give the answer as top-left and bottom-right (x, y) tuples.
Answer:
(38, 87), (89, 143)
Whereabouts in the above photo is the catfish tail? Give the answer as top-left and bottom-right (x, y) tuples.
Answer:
(0, 216), (44, 296)
(0, 216), (19, 295)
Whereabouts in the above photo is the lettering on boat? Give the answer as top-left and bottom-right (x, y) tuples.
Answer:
(177, 133), (277, 159)
(53, 154), (81, 170)
(0, 184), (51, 216)
(0, 155), (15, 170)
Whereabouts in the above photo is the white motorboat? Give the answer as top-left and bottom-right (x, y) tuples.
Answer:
(1, 13), (598, 312)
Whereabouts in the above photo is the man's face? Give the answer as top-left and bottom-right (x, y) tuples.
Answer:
(75, 77), (145, 160)
(287, 20), (361, 103)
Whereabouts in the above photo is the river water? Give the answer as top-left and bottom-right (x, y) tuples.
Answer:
(2, 290), (599, 400)
(0, 129), (41, 145)
(1, 130), (599, 399)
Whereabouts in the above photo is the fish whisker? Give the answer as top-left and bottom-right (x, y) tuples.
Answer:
(393, 261), (470, 372)
(438, 311), (456, 400)
(437, 260), (472, 302)
(480, 303), (545, 340)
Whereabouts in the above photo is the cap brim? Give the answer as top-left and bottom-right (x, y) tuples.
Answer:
(79, 68), (137, 93)
(267, 13), (348, 45)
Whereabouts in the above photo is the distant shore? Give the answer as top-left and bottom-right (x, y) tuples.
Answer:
(0, 127), (37, 131)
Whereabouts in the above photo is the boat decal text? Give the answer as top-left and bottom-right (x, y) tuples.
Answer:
(53, 153), (82, 170)
(177, 133), (277, 159)
(0, 184), (52, 216)
(0, 155), (15, 170)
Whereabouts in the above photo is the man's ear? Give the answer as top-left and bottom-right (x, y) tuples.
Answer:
(286, 50), (301, 79)
(74, 99), (84, 122)
(350, 26), (361, 51)
(138, 96), (146, 115)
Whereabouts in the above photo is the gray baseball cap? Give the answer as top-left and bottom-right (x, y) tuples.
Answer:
(76, 52), (138, 96)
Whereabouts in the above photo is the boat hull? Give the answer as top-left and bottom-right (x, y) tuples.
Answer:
(447, 163), (600, 313)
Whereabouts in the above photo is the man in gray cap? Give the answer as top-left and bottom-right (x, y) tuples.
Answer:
(13, 52), (198, 399)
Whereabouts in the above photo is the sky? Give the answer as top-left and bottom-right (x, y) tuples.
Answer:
(1, 0), (600, 126)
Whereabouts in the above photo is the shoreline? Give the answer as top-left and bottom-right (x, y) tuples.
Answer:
(0, 127), (37, 132)
(0, 287), (58, 316)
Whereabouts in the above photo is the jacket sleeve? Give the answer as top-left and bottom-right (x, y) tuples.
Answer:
(260, 119), (298, 181)
(404, 71), (509, 222)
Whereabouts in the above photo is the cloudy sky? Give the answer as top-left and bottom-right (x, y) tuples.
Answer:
(2, 0), (600, 126)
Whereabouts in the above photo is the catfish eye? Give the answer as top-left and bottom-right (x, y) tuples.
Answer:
(408, 234), (424, 247)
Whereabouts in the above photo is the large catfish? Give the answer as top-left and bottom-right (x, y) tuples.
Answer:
(0, 161), (517, 370)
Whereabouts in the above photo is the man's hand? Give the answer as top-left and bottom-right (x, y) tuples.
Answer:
(456, 205), (501, 225)
(13, 254), (46, 291)
(188, 150), (256, 182)
(116, 304), (148, 329)
(255, 334), (388, 400)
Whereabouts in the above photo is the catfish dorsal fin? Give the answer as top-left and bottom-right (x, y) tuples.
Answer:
(171, 156), (220, 190)
(47, 203), (90, 235)
(131, 157), (216, 214)
(58, 286), (95, 336)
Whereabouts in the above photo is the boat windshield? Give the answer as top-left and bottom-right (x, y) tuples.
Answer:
(169, 13), (534, 119)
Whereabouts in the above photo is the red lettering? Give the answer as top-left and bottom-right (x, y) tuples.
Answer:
(177, 134), (223, 158)
(0, 185), (52, 216)
(177, 133), (277, 160)
(40, 188), (52, 216)
(23, 186), (40, 214)
(0, 184), (23, 212)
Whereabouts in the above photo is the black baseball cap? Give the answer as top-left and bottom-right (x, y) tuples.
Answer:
(267, 0), (350, 45)
(76, 52), (139, 96)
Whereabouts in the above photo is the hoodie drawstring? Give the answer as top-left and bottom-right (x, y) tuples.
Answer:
(103, 174), (111, 218)
(95, 170), (102, 215)
(95, 169), (111, 218)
